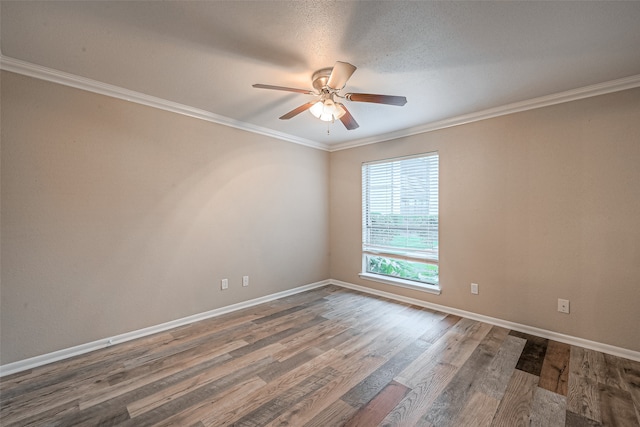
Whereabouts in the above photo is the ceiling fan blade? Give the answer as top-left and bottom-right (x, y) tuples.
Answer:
(337, 103), (359, 130)
(345, 93), (407, 106)
(279, 102), (316, 120)
(253, 84), (314, 95)
(327, 61), (357, 90)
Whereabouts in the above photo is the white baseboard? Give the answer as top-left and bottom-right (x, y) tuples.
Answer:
(3, 277), (637, 377)
(0, 279), (330, 377)
(330, 279), (640, 363)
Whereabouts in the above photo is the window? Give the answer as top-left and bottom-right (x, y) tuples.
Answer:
(361, 152), (439, 293)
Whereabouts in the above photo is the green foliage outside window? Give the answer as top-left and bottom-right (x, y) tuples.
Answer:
(367, 255), (439, 285)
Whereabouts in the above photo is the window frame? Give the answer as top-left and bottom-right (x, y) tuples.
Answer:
(359, 152), (440, 295)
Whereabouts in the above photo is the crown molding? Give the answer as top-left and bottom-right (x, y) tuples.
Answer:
(3, 54), (638, 153)
(329, 73), (640, 152)
(0, 55), (330, 151)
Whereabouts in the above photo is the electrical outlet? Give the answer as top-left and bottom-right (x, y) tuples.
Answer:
(242, 276), (249, 287)
(221, 278), (228, 290)
(471, 283), (479, 295)
(558, 298), (570, 314)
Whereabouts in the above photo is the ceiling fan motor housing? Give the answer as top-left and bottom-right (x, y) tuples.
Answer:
(311, 68), (334, 93)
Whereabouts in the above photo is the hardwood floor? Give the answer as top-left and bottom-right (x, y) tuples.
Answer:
(1, 285), (639, 426)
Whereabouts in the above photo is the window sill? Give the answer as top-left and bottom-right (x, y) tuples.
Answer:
(359, 273), (441, 295)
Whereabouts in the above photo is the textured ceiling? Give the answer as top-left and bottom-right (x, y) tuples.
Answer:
(2, 1), (640, 149)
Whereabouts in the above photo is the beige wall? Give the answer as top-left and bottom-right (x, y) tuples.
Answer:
(330, 88), (640, 352)
(1, 71), (330, 364)
(2, 70), (639, 366)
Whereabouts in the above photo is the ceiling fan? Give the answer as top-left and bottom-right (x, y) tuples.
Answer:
(253, 61), (407, 130)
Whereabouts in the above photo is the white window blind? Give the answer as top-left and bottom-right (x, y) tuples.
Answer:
(362, 153), (439, 263)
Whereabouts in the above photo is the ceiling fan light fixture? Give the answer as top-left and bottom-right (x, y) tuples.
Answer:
(310, 98), (345, 122)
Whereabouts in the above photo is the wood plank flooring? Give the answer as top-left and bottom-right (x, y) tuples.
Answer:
(1, 285), (639, 426)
